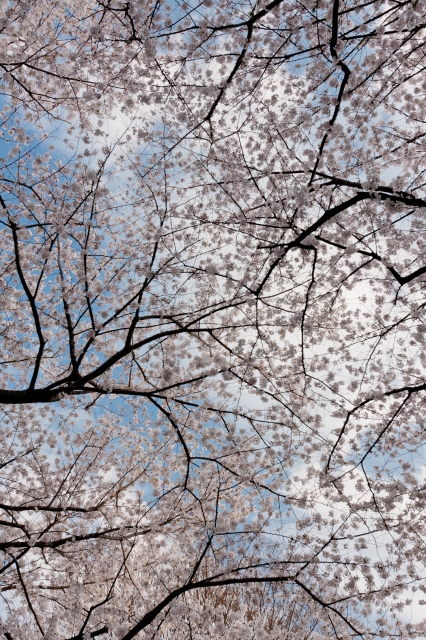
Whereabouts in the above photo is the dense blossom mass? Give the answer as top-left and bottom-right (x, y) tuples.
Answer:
(0, 0), (426, 638)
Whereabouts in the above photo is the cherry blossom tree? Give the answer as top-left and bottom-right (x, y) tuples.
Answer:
(1, 0), (426, 638)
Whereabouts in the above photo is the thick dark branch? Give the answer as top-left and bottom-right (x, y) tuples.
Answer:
(0, 195), (46, 390)
(256, 191), (426, 294)
(10, 220), (46, 390)
(67, 626), (108, 640)
(255, 192), (369, 294)
(120, 571), (366, 640)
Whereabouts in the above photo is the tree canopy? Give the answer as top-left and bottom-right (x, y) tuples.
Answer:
(1, 0), (426, 638)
